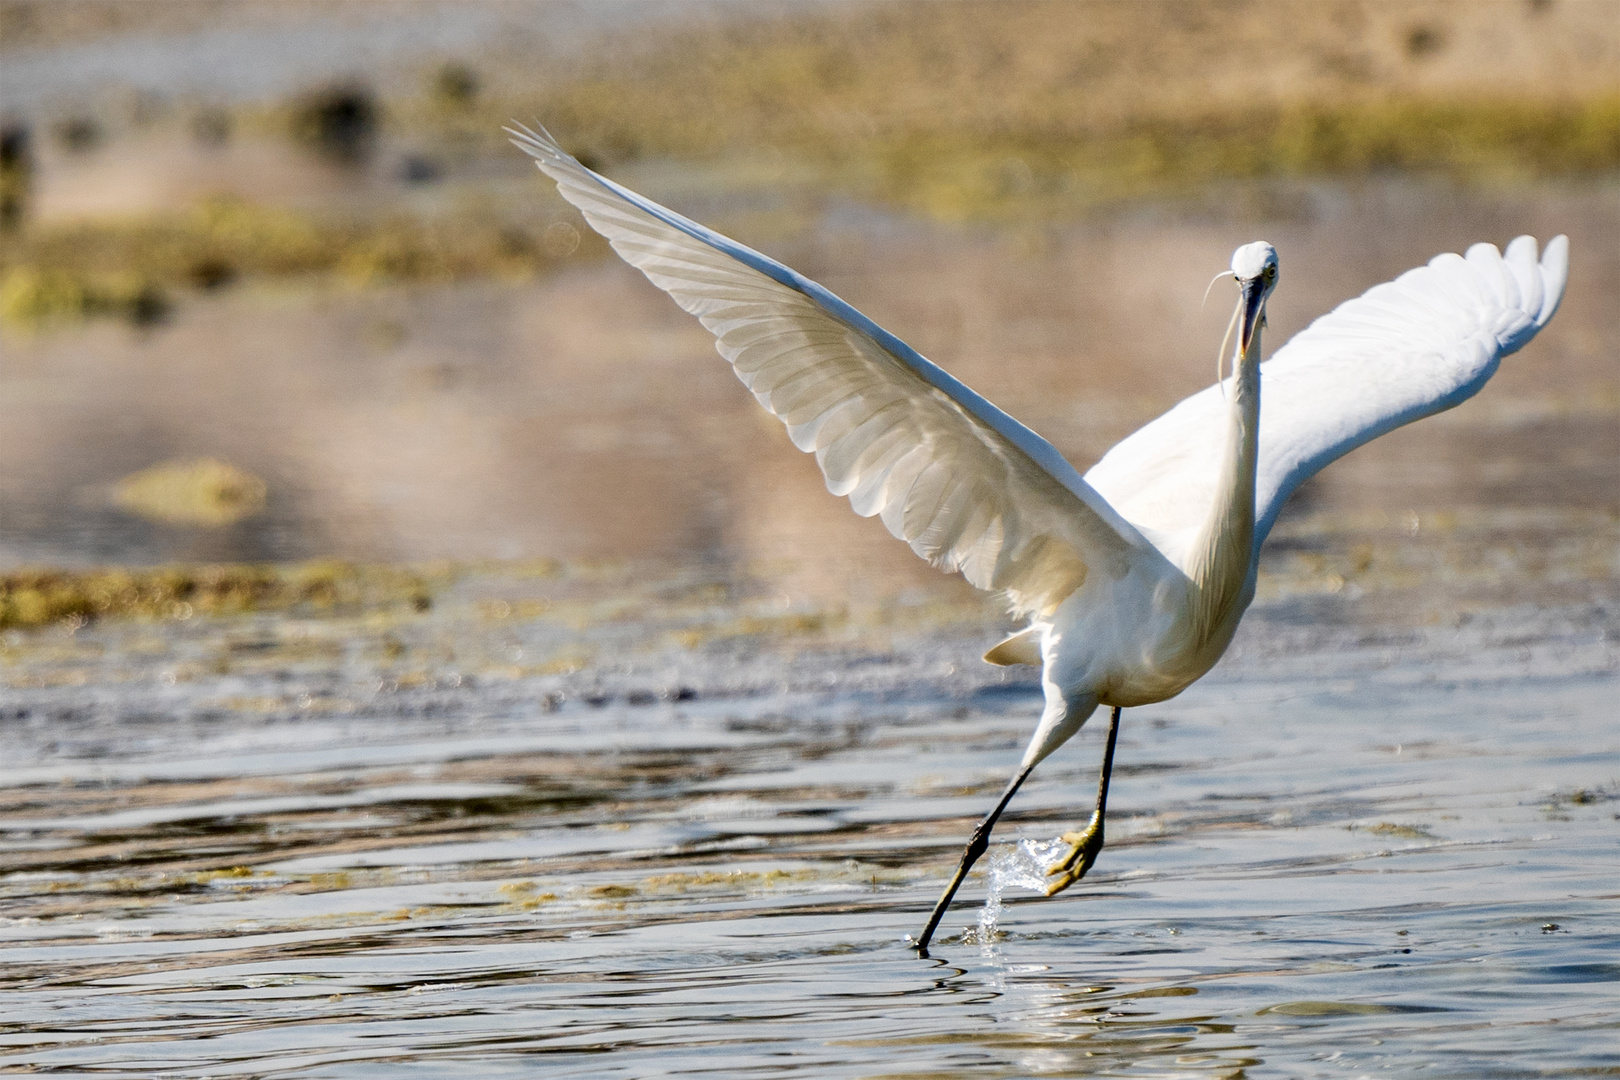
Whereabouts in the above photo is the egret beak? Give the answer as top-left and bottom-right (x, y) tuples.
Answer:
(1237, 276), (1266, 356)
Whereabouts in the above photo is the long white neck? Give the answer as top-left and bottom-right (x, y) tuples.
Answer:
(1186, 328), (1261, 645)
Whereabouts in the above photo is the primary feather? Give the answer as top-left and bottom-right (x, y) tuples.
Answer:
(509, 122), (1156, 617)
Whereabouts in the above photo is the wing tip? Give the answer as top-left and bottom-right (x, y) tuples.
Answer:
(1537, 234), (1570, 327)
(505, 120), (567, 166)
(1494, 233), (1569, 330)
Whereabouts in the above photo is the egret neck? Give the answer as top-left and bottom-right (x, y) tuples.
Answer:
(1186, 269), (1269, 646)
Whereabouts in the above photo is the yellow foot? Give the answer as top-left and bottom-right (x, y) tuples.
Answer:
(1044, 817), (1104, 896)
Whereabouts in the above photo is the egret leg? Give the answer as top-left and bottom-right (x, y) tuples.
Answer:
(1044, 705), (1122, 896)
(912, 763), (1035, 955)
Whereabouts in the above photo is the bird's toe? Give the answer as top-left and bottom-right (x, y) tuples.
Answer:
(1044, 868), (1082, 897)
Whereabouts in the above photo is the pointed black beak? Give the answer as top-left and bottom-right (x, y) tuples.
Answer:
(1238, 276), (1266, 356)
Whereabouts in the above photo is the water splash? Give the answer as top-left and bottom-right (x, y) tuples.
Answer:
(970, 836), (1071, 943)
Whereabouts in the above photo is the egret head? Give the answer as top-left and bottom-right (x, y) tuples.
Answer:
(1230, 241), (1278, 355)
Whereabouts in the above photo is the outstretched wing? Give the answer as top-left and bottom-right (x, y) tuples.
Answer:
(510, 124), (1154, 615)
(1085, 235), (1569, 565)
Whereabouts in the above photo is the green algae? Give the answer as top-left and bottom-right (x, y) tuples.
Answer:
(516, 1), (1619, 220)
(113, 458), (267, 527)
(5, 2), (1616, 329)
(0, 196), (607, 329)
(853, 96), (1620, 223)
(0, 560), (440, 630)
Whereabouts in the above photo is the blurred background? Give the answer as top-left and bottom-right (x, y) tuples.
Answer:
(1, 0), (1615, 614)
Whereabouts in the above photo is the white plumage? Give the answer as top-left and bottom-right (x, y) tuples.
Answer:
(1089, 234), (1567, 563)
(509, 122), (1567, 951)
(512, 126), (1151, 623)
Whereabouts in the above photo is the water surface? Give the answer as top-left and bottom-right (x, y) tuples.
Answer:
(1, 155), (1615, 1078)
(3, 548), (1616, 1077)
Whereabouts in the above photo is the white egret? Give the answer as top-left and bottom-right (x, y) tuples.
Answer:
(509, 124), (1568, 954)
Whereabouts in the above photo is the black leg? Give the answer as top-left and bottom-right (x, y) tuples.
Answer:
(912, 763), (1035, 955)
(1045, 706), (1122, 895)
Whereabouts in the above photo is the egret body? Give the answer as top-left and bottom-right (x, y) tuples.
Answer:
(510, 124), (1568, 954)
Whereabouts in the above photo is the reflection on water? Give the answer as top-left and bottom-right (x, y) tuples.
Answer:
(1, 550), (1617, 1076)
(2, 176), (1614, 594)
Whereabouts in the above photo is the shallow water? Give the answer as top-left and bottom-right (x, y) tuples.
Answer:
(2, 131), (1617, 1078)
(3, 547), (1617, 1077)
(2, 176), (1614, 585)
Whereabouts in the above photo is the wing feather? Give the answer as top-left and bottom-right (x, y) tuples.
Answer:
(1085, 235), (1568, 567)
(511, 123), (1153, 615)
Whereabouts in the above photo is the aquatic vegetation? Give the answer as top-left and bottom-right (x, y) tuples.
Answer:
(853, 97), (1620, 222)
(519, 0), (1619, 220)
(641, 868), (823, 894)
(0, 122), (29, 230)
(4, 2), (1614, 330)
(0, 196), (605, 329)
(0, 560), (439, 630)
(114, 458), (267, 527)
(286, 83), (378, 165)
(497, 881), (558, 912)
(1357, 822), (1440, 841)
(0, 265), (168, 328)
(536, 87), (1619, 224)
